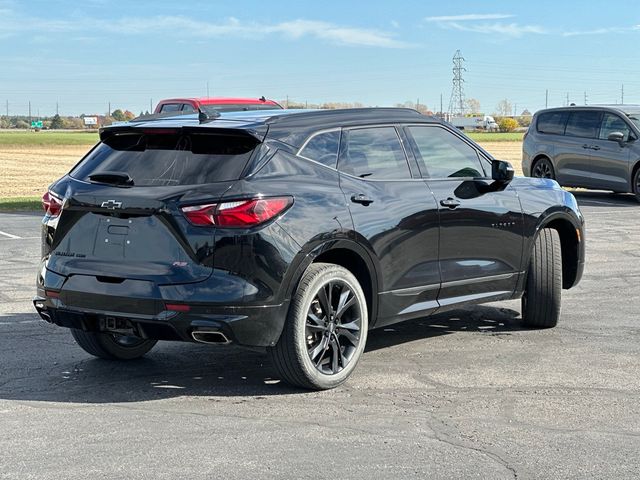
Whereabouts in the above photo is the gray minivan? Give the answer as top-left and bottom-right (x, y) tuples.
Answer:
(523, 105), (640, 200)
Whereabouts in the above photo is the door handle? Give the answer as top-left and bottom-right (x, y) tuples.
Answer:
(440, 198), (461, 209)
(350, 194), (374, 206)
(591, 145), (600, 151)
(582, 144), (590, 149)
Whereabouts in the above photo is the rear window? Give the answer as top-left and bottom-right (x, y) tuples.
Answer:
(536, 111), (568, 135)
(70, 131), (258, 186)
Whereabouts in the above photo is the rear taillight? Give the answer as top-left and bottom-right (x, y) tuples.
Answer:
(42, 191), (63, 217)
(181, 197), (292, 227)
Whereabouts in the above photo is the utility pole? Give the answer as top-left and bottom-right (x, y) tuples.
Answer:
(286, 95), (289, 109)
(514, 104), (517, 117)
(150, 98), (153, 112)
(448, 50), (466, 116)
(108, 101), (111, 117)
(621, 84), (624, 104)
(545, 89), (548, 109)
(56, 101), (59, 116)
(28, 101), (31, 125)
(440, 93), (443, 118)
(416, 98), (419, 111)
(584, 91), (588, 105)
(566, 92), (569, 106)
(5, 100), (8, 117)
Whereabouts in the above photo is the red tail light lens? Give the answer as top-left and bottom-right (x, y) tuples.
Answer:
(181, 197), (292, 227)
(42, 191), (63, 217)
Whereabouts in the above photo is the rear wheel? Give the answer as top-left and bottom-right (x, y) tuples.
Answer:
(521, 228), (562, 328)
(71, 329), (157, 360)
(531, 157), (556, 180)
(268, 263), (368, 390)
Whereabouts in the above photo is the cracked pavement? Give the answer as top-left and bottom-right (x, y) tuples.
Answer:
(0, 191), (639, 479)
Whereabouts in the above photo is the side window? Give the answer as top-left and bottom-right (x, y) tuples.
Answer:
(159, 103), (181, 113)
(298, 130), (340, 168)
(537, 111), (568, 135)
(599, 113), (630, 141)
(181, 104), (196, 113)
(338, 127), (411, 179)
(565, 111), (602, 139)
(407, 126), (485, 179)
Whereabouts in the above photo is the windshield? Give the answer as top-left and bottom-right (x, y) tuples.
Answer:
(70, 131), (258, 186)
(627, 114), (640, 130)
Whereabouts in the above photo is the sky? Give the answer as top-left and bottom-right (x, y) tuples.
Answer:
(1, 0), (639, 117)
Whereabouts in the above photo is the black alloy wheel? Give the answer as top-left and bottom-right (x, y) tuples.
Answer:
(305, 279), (362, 375)
(532, 158), (555, 179)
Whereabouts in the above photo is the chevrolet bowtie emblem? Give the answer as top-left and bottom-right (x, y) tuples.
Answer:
(101, 200), (123, 209)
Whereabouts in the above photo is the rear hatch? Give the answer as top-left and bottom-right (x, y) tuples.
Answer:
(45, 125), (262, 286)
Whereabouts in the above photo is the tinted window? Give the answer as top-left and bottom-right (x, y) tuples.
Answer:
(159, 103), (181, 113)
(71, 132), (258, 186)
(599, 113), (630, 141)
(565, 111), (602, 139)
(407, 126), (484, 178)
(299, 130), (340, 168)
(537, 111), (568, 135)
(339, 127), (411, 179)
(181, 104), (196, 113)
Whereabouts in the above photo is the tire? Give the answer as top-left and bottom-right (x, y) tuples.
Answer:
(268, 263), (368, 390)
(71, 329), (157, 360)
(531, 157), (556, 180)
(521, 228), (562, 328)
(633, 167), (640, 203)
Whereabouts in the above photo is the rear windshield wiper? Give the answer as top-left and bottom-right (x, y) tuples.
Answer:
(88, 171), (134, 186)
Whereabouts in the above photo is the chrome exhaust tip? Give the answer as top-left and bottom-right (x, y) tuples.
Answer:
(191, 330), (230, 345)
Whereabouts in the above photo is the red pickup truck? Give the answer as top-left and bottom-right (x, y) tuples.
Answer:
(154, 97), (282, 115)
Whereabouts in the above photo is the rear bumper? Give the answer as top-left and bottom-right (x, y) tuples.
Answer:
(33, 293), (289, 347)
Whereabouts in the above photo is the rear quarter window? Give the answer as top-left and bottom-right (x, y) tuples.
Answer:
(536, 111), (569, 135)
(70, 131), (258, 186)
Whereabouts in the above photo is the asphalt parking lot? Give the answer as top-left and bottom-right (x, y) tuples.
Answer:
(0, 191), (638, 480)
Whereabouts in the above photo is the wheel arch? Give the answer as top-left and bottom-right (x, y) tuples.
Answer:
(283, 239), (380, 328)
(533, 210), (583, 289)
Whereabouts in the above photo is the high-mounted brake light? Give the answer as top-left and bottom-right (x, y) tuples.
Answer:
(181, 197), (292, 227)
(42, 191), (63, 217)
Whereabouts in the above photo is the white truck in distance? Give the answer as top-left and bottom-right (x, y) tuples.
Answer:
(449, 115), (498, 132)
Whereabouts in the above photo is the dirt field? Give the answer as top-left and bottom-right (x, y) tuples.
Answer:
(0, 142), (524, 198)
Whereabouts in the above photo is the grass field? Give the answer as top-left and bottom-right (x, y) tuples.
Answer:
(466, 132), (524, 142)
(0, 130), (524, 209)
(0, 130), (99, 146)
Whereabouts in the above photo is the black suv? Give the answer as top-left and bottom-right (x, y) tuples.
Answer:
(34, 108), (585, 390)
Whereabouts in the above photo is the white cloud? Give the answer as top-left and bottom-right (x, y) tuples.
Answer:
(445, 21), (547, 37)
(563, 26), (640, 37)
(0, 11), (412, 48)
(425, 14), (514, 22)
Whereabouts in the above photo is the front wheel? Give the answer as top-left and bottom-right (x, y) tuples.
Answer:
(521, 228), (562, 328)
(71, 329), (157, 360)
(633, 167), (640, 203)
(531, 157), (556, 180)
(268, 263), (368, 390)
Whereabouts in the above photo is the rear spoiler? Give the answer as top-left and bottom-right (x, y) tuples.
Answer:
(98, 124), (268, 143)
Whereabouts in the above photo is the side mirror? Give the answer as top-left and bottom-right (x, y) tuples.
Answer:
(607, 131), (625, 146)
(491, 160), (515, 184)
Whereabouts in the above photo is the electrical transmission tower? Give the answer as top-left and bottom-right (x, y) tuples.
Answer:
(448, 50), (466, 117)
